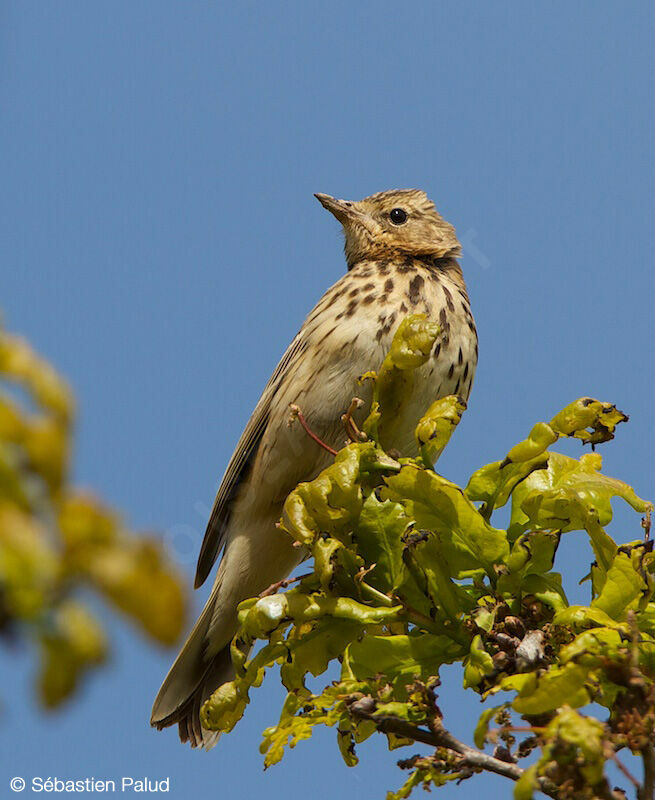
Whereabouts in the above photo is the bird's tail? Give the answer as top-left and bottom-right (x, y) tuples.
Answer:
(150, 586), (236, 749)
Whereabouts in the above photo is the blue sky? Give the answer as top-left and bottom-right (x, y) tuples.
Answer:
(1, 2), (654, 797)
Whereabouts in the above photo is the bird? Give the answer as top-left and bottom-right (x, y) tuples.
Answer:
(150, 189), (478, 748)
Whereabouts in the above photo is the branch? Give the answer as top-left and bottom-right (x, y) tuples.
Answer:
(349, 706), (560, 798)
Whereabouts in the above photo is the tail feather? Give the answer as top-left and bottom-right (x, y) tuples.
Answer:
(150, 587), (235, 749)
(152, 511), (302, 748)
(154, 646), (232, 749)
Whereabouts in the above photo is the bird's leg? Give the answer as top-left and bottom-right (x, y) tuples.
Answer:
(288, 403), (338, 456)
(341, 397), (367, 443)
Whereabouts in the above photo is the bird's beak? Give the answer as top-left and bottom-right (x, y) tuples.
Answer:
(314, 193), (363, 226)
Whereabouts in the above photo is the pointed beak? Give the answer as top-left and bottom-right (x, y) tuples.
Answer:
(314, 193), (361, 225)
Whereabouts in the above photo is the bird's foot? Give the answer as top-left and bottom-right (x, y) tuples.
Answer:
(341, 397), (367, 444)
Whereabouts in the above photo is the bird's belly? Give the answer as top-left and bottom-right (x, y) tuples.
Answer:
(255, 284), (476, 503)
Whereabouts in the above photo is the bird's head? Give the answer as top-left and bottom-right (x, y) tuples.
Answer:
(315, 189), (461, 269)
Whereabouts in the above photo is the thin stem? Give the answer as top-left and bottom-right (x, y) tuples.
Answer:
(490, 725), (546, 737)
(358, 579), (394, 608)
(259, 573), (313, 597)
(288, 403), (338, 456)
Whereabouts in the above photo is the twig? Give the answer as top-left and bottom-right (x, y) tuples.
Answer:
(642, 508), (652, 543)
(288, 404), (338, 456)
(259, 573), (312, 597)
(491, 725), (546, 736)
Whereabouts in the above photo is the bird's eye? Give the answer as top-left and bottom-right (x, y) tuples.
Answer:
(389, 208), (408, 225)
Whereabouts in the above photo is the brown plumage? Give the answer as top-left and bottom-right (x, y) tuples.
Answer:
(150, 189), (478, 747)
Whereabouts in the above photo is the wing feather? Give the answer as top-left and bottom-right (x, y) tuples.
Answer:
(193, 333), (308, 588)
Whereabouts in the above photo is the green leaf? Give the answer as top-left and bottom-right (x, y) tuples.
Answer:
(387, 765), (452, 800)
(384, 465), (508, 577)
(463, 635), (494, 689)
(414, 395), (466, 468)
(280, 618), (363, 690)
(337, 726), (359, 767)
(466, 420), (558, 516)
(554, 605), (624, 631)
(465, 454), (550, 519)
(312, 536), (344, 590)
(498, 531), (565, 603)
(591, 550), (648, 620)
(509, 451), (651, 540)
(354, 493), (410, 594)
(280, 443), (399, 548)
(520, 572), (568, 612)
(260, 690), (324, 767)
(403, 530), (475, 621)
(558, 627), (623, 666)
(473, 704), (506, 749)
(504, 422), (560, 463)
(343, 632), (464, 694)
(499, 663), (590, 715)
(238, 591), (404, 638)
(549, 397), (628, 445)
(362, 314), (441, 447)
(545, 709), (605, 785)
(513, 764), (539, 800)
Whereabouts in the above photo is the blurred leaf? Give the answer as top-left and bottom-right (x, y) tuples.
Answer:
(38, 602), (107, 708)
(0, 505), (60, 619)
(0, 332), (74, 423)
(59, 493), (186, 645)
(473, 704), (506, 749)
(0, 322), (188, 710)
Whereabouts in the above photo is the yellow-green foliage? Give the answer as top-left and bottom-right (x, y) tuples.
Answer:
(0, 327), (187, 708)
(201, 315), (653, 800)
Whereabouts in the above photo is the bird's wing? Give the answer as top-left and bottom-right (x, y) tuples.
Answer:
(194, 333), (307, 588)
